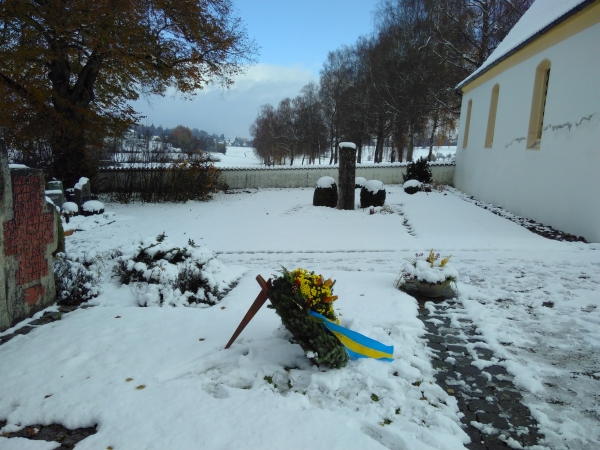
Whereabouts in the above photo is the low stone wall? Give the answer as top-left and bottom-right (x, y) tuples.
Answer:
(219, 162), (455, 189)
(1, 150), (58, 332)
(97, 162), (455, 191)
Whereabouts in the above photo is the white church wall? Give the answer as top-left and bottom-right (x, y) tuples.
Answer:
(455, 20), (600, 242)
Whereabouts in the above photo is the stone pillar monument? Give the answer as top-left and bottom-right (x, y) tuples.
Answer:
(337, 142), (357, 210)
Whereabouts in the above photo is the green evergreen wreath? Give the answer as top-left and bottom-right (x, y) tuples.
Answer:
(269, 268), (349, 369)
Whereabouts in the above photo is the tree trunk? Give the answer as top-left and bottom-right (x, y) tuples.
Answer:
(49, 110), (94, 187)
(47, 47), (104, 187)
(329, 139), (334, 165)
(375, 129), (384, 163)
(428, 114), (439, 161)
(406, 123), (415, 162)
(356, 142), (362, 164)
(337, 143), (356, 210)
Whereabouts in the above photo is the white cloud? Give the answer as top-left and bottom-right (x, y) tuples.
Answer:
(131, 64), (315, 138)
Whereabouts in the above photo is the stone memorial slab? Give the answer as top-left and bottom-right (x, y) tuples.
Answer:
(1, 143), (58, 332)
(45, 189), (65, 208)
(74, 177), (91, 206)
(47, 180), (63, 193)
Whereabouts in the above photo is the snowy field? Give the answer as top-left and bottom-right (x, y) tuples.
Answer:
(1, 186), (599, 449)
(212, 146), (456, 168)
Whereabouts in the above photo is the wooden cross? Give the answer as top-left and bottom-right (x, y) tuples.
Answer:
(224, 275), (272, 349)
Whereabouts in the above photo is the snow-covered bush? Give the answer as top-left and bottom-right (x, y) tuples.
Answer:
(403, 179), (422, 195)
(313, 176), (337, 208)
(53, 253), (100, 305)
(82, 200), (105, 216)
(61, 201), (79, 224)
(360, 180), (386, 208)
(62, 202), (78, 215)
(113, 233), (242, 307)
(403, 157), (432, 184)
(355, 177), (367, 189)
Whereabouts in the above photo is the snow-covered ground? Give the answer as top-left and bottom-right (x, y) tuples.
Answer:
(1, 186), (598, 449)
(212, 146), (456, 168)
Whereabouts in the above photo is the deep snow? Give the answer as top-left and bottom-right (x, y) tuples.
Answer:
(1, 185), (598, 450)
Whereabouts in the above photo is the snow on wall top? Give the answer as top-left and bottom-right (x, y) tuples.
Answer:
(99, 161), (455, 172)
(457, 0), (593, 90)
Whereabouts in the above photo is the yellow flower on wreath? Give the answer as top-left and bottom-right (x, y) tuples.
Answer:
(287, 267), (340, 323)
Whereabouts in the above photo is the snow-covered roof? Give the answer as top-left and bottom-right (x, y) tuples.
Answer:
(457, 0), (595, 91)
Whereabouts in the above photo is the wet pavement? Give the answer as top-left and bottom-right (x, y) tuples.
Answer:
(416, 294), (544, 449)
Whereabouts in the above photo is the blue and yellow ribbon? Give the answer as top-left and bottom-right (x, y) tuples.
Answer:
(309, 311), (393, 361)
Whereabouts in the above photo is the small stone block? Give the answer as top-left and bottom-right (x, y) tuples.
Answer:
(475, 348), (495, 360)
(432, 360), (454, 371)
(453, 356), (472, 367)
(428, 342), (446, 352)
(485, 365), (508, 376)
(424, 322), (439, 334)
(14, 326), (35, 335)
(424, 333), (445, 343)
(461, 410), (478, 424)
(445, 335), (465, 344)
(490, 379), (514, 390)
(476, 412), (510, 430)
(469, 386), (495, 399)
(0, 335), (15, 345)
(469, 400), (501, 414)
(59, 305), (78, 313)
(447, 344), (468, 354)
(457, 364), (481, 376)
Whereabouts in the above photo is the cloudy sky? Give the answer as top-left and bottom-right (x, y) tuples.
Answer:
(131, 0), (380, 139)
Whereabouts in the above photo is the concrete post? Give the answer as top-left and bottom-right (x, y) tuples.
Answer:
(337, 142), (357, 210)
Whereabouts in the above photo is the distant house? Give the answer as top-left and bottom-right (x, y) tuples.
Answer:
(454, 0), (600, 243)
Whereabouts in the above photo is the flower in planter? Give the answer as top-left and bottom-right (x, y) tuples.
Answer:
(395, 250), (458, 297)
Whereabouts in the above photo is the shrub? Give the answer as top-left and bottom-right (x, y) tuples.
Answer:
(355, 177), (367, 189)
(403, 179), (422, 195)
(53, 253), (100, 305)
(61, 202), (79, 223)
(82, 200), (105, 216)
(113, 233), (241, 307)
(360, 180), (386, 208)
(404, 157), (432, 184)
(102, 155), (222, 204)
(313, 176), (338, 208)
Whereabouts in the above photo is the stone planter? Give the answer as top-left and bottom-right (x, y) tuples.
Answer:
(414, 279), (455, 298)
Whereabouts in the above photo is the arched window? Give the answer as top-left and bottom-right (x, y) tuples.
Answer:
(462, 99), (473, 149)
(485, 84), (500, 148)
(527, 60), (551, 149)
